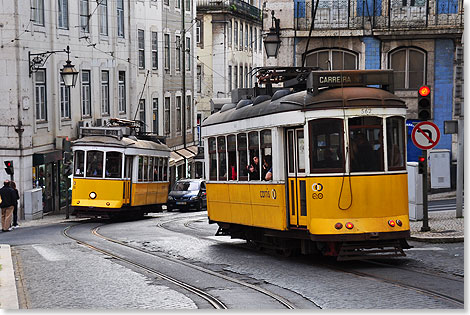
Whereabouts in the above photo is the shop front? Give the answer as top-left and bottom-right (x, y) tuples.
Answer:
(32, 150), (64, 214)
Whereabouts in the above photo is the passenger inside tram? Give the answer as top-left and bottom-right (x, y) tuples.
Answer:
(262, 155), (272, 181)
(247, 156), (260, 180)
(350, 132), (376, 172)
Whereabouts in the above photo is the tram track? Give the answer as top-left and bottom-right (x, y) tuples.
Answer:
(158, 214), (464, 308)
(63, 224), (226, 309)
(63, 222), (304, 309)
(320, 260), (464, 308)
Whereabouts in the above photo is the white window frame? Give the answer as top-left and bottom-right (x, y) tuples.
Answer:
(99, 0), (108, 36)
(35, 69), (47, 121)
(101, 70), (110, 115)
(58, 0), (69, 29)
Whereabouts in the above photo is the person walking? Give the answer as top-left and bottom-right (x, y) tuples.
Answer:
(10, 181), (19, 228)
(0, 180), (17, 232)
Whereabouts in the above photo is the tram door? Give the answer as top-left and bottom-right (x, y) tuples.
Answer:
(123, 155), (133, 204)
(287, 128), (308, 228)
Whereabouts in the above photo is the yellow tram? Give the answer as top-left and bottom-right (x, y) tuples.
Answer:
(202, 69), (411, 260)
(71, 123), (170, 218)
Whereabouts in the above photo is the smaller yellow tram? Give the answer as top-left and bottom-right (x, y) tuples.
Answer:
(71, 123), (170, 218)
(202, 68), (411, 260)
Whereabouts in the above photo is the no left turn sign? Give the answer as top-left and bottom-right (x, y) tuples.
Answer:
(411, 121), (441, 150)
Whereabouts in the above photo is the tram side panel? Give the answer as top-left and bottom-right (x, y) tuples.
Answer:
(130, 182), (169, 206)
(207, 183), (287, 231)
(304, 174), (410, 237)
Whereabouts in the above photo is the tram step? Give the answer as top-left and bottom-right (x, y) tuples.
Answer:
(337, 241), (406, 261)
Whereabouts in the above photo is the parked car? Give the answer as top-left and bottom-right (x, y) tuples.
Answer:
(167, 179), (207, 211)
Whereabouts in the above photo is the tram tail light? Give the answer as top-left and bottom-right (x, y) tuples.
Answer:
(396, 219), (402, 227)
(388, 220), (396, 227)
(334, 222), (343, 230)
(345, 222), (354, 229)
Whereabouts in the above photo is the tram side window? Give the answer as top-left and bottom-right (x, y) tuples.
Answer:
(74, 150), (85, 177)
(248, 131), (260, 181)
(86, 151), (104, 177)
(217, 136), (227, 181)
(261, 130), (272, 181)
(138, 156), (143, 181)
(237, 133), (248, 181)
(309, 119), (344, 172)
(209, 138), (217, 180)
(387, 117), (405, 170)
(124, 156), (133, 179)
(227, 135), (237, 180)
(153, 157), (162, 182)
(349, 117), (384, 172)
(143, 156), (149, 181)
(163, 158), (168, 181)
(148, 157), (154, 181)
(105, 152), (122, 178)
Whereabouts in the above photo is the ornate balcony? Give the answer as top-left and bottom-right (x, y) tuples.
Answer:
(197, 0), (261, 22)
(293, 0), (463, 33)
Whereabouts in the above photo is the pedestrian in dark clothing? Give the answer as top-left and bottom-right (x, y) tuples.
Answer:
(11, 181), (19, 228)
(0, 180), (17, 232)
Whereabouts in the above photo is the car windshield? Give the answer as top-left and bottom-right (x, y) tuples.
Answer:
(173, 181), (200, 191)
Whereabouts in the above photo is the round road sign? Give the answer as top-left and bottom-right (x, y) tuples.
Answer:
(411, 121), (441, 150)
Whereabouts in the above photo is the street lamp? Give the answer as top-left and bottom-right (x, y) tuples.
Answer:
(263, 11), (281, 58)
(29, 45), (79, 87)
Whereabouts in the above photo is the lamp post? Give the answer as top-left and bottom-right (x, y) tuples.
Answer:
(263, 11), (281, 58)
(29, 45), (78, 87)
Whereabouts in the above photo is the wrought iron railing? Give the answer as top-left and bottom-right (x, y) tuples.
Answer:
(294, 0), (463, 31)
(197, 0), (261, 21)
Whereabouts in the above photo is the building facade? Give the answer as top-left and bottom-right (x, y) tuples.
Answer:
(264, 0), (463, 165)
(196, 0), (264, 120)
(0, 0), (196, 218)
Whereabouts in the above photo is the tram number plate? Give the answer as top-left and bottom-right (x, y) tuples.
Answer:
(361, 108), (372, 115)
(176, 202), (187, 205)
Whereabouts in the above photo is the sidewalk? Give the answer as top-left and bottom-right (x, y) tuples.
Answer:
(409, 191), (464, 243)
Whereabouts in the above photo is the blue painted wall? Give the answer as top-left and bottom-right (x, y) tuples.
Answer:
(362, 37), (381, 69)
(433, 39), (454, 151)
(294, 0), (306, 18)
(357, 0), (382, 16)
(437, 0), (458, 14)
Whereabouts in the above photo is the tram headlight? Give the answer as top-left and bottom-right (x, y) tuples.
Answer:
(334, 223), (343, 230)
(388, 220), (396, 227)
(89, 192), (97, 199)
(396, 219), (402, 227)
(345, 222), (354, 229)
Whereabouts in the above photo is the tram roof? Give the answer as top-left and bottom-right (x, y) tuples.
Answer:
(201, 87), (406, 127)
(72, 135), (170, 152)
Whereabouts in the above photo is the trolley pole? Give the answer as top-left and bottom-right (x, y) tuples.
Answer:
(421, 149), (430, 232)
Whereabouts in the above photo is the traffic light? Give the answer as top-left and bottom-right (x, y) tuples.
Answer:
(418, 85), (431, 120)
(418, 156), (426, 174)
(4, 160), (13, 175)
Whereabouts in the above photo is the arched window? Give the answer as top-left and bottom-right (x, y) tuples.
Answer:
(389, 47), (426, 90)
(305, 49), (358, 70)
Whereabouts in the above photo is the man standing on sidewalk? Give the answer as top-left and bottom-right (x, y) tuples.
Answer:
(0, 180), (16, 232)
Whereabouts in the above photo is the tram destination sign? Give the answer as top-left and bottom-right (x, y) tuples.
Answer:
(307, 70), (394, 95)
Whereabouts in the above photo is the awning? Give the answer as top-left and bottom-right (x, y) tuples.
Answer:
(169, 146), (198, 167)
(33, 150), (62, 166)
